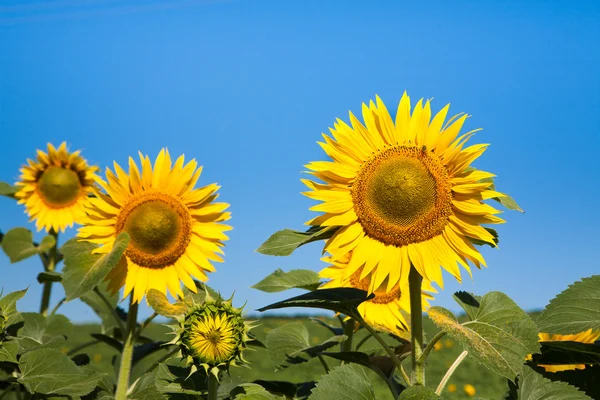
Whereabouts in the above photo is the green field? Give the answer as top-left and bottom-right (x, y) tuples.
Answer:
(63, 316), (508, 399)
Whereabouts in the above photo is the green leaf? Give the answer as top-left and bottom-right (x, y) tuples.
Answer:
(91, 333), (123, 352)
(147, 289), (188, 317)
(252, 269), (322, 293)
(536, 275), (600, 335)
(533, 365), (600, 399)
(37, 271), (63, 283)
(257, 288), (372, 319)
(428, 291), (540, 381)
(80, 282), (121, 334)
(0, 288), (27, 328)
(230, 383), (286, 399)
(0, 340), (19, 363)
(309, 364), (376, 400)
(18, 312), (73, 352)
(257, 226), (339, 256)
(18, 348), (106, 396)
(493, 193), (524, 213)
(1, 227), (56, 263)
(321, 351), (399, 382)
(397, 386), (440, 399)
(265, 322), (346, 369)
(155, 358), (208, 395)
(61, 232), (130, 301)
(129, 370), (163, 400)
(0, 181), (17, 197)
(509, 365), (591, 399)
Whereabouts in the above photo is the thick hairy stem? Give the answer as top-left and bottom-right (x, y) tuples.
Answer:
(409, 266), (425, 385)
(39, 230), (58, 316)
(115, 297), (138, 400)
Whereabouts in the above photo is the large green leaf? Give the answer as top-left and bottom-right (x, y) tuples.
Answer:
(265, 322), (346, 369)
(536, 275), (600, 335)
(230, 383), (286, 399)
(506, 365), (591, 399)
(18, 348), (106, 396)
(0, 340), (19, 363)
(309, 364), (376, 400)
(0, 182), (17, 197)
(252, 269), (322, 293)
(129, 370), (163, 400)
(257, 226), (339, 256)
(257, 288), (372, 318)
(0, 288), (27, 328)
(428, 291), (540, 381)
(1, 227), (56, 263)
(534, 365), (600, 399)
(61, 232), (130, 301)
(18, 312), (73, 352)
(398, 386), (440, 399)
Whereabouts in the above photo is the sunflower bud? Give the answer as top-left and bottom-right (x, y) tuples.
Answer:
(173, 295), (253, 376)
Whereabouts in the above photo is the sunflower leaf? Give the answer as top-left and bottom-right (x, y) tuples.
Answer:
(1, 227), (56, 263)
(257, 288), (372, 319)
(505, 365), (591, 400)
(0, 181), (17, 198)
(230, 383), (286, 399)
(308, 364), (376, 400)
(147, 289), (188, 317)
(397, 386), (440, 399)
(493, 194), (524, 213)
(17, 313), (73, 352)
(531, 341), (600, 366)
(18, 348), (106, 396)
(528, 365), (600, 399)
(252, 269), (322, 293)
(0, 340), (19, 363)
(0, 288), (27, 329)
(257, 226), (340, 256)
(61, 232), (130, 301)
(155, 358), (208, 395)
(536, 275), (600, 335)
(428, 291), (540, 381)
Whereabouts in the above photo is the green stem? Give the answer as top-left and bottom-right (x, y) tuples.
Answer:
(409, 266), (425, 385)
(39, 230), (58, 316)
(207, 371), (219, 400)
(342, 319), (354, 353)
(317, 355), (330, 373)
(418, 331), (446, 365)
(436, 350), (468, 395)
(50, 297), (66, 316)
(354, 332), (373, 351)
(115, 297), (138, 400)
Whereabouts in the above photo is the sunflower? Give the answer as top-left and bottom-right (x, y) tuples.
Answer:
(319, 251), (435, 335)
(303, 93), (510, 289)
(537, 329), (600, 372)
(78, 149), (231, 303)
(15, 142), (98, 233)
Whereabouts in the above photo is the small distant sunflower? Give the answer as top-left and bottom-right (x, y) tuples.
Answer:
(304, 93), (511, 289)
(15, 142), (98, 232)
(537, 329), (600, 372)
(319, 251), (435, 335)
(78, 149), (231, 303)
(173, 295), (253, 375)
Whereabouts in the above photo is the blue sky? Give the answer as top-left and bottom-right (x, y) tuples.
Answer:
(1, 0), (599, 323)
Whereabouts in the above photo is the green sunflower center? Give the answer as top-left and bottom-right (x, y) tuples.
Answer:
(116, 192), (192, 268)
(37, 166), (82, 207)
(352, 146), (452, 247)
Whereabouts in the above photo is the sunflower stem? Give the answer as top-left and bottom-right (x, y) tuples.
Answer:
(409, 266), (425, 385)
(208, 371), (219, 400)
(39, 230), (58, 317)
(436, 350), (468, 395)
(115, 296), (138, 400)
(342, 318), (354, 354)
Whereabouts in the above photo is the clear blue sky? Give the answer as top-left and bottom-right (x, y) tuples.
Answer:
(1, 0), (599, 323)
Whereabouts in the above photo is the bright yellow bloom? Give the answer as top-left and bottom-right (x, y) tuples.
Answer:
(303, 93), (510, 289)
(15, 142), (98, 232)
(78, 149), (231, 303)
(319, 251), (435, 335)
(464, 384), (476, 396)
(537, 329), (600, 372)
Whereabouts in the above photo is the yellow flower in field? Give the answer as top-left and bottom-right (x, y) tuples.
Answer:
(16, 142), (98, 233)
(319, 251), (435, 335)
(447, 383), (457, 393)
(175, 296), (252, 374)
(537, 329), (600, 372)
(303, 93), (511, 289)
(464, 384), (476, 396)
(433, 341), (443, 351)
(78, 149), (231, 303)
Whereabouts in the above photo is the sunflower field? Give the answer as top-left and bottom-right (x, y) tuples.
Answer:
(1, 94), (599, 400)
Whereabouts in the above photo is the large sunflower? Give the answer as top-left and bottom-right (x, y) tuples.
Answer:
(78, 149), (231, 303)
(15, 142), (98, 233)
(320, 252), (435, 335)
(537, 329), (600, 373)
(303, 93), (509, 289)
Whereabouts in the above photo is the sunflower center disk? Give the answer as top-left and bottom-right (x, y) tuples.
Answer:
(37, 166), (82, 207)
(118, 193), (192, 268)
(205, 329), (222, 345)
(352, 147), (452, 247)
